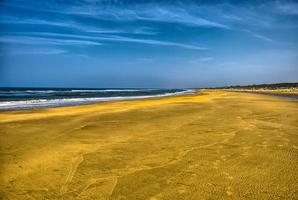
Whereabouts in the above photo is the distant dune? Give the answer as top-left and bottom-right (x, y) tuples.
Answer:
(215, 82), (298, 89)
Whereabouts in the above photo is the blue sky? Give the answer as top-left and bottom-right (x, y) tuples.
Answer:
(0, 0), (297, 88)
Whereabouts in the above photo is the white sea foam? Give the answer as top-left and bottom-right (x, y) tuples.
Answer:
(0, 89), (194, 110)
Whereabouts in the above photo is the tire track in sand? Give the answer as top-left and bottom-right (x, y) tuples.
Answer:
(60, 153), (84, 196)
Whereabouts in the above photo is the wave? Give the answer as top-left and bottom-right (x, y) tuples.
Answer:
(0, 89), (147, 94)
(70, 89), (144, 92)
(0, 89), (194, 110)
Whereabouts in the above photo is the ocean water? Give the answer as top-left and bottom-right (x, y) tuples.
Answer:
(0, 88), (193, 110)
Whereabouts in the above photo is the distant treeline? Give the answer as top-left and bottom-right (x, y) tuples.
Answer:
(214, 82), (298, 89)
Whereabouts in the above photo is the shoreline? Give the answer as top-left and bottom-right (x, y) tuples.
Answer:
(0, 89), (194, 111)
(0, 90), (200, 123)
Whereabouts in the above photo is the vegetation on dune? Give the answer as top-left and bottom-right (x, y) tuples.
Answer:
(213, 82), (298, 90)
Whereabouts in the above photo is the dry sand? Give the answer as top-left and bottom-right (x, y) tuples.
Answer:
(0, 90), (297, 199)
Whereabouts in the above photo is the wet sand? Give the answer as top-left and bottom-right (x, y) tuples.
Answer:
(0, 90), (297, 199)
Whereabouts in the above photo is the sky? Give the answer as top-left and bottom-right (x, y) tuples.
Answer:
(0, 0), (297, 88)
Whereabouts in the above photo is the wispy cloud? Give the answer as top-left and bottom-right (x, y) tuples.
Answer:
(59, 2), (294, 43)
(0, 32), (206, 50)
(217, 62), (237, 67)
(0, 16), (72, 28)
(0, 35), (103, 46)
(250, 32), (273, 43)
(58, 3), (230, 29)
(0, 16), (157, 35)
(265, 1), (298, 15)
(124, 57), (154, 65)
(0, 0), (296, 56)
(21, 49), (67, 55)
(242, 29), (273, 42)
(189, 57), (214, 64)
(200, 57), (214, 62)
(133, 6), (229, 29)
(100, 35), (206, 50)
(1, 48), (67, 55)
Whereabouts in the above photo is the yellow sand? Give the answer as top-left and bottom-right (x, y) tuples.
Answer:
(0, 90), (297, 199)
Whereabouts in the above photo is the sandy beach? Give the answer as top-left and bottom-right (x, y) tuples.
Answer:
(0, 90), (297, 199)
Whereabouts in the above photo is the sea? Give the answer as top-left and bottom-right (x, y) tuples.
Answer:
(0, 88), (194, 110)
